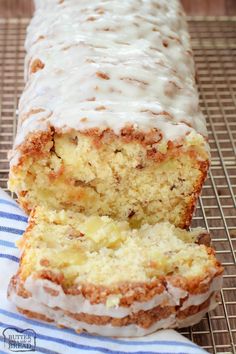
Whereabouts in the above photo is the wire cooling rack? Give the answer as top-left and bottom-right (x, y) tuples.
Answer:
(0, 16), (235, 354)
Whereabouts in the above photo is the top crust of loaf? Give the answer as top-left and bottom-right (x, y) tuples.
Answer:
(11, 0), (208, 166)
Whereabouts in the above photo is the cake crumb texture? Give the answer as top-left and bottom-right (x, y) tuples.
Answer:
(8, 206), (223, 335)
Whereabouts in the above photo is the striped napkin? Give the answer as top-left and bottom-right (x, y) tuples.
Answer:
(0, 188), (207, 354)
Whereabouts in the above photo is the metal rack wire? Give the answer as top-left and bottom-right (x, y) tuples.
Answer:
(0, 16), (235, 354)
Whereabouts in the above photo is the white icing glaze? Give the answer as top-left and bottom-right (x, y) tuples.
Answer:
(8, 290), (176, 337)
(11, 0), (208, 165)
(166, 282), (188, 305)
(65, 315), (176, 337)
(23, 274), (222, 320)
(9, 286), (220, 337)
(181, 276), (223, 310)
(24, 275), (222, 319)
(9, 267), (222, 337)
(24, 277), (175, 318)
(177, 292), (219, 328)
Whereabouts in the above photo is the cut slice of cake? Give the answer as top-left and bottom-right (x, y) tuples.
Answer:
(8, 0), (210, 229)
(8, 206), (223, 337)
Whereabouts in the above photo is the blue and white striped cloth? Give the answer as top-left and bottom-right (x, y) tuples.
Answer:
(0, 189), (208, 354)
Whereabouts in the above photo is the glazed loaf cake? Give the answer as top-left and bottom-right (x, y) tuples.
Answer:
(8, 0), (209, 228)
(8, 207), (223, 337)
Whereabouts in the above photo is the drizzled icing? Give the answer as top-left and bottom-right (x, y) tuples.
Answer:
(22, 276), (222, 319)
(13, 0), (207, 153)
(9, 280), (220, 337)
(9, 275), (222, 320)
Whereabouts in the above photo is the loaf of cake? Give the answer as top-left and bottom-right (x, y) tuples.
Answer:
(8, 207), (223, 337)
(8, 0), (221, 337)
(8, 0), (209, 228)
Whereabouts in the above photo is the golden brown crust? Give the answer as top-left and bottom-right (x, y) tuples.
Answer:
(166, 266), (223, 295)
(177, 296), (211, 320)
(15, 270), (166, 306)
(13, 126), (208, 163)
(65, 305), (174, 328)
(18, 130), (53, 159)
(33, 270), (65, 286)
(192, 160), (209, 214)
(70, 280), (165, 306)
(180, 159), (209, 229)
(14, 260), (223, 307)
(196, 231), (211, 247)
(8, 275), (31, 299)
(30, 58), (45, 73)
(18, 307), (54, 323)
(18, 199), (31, 215)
